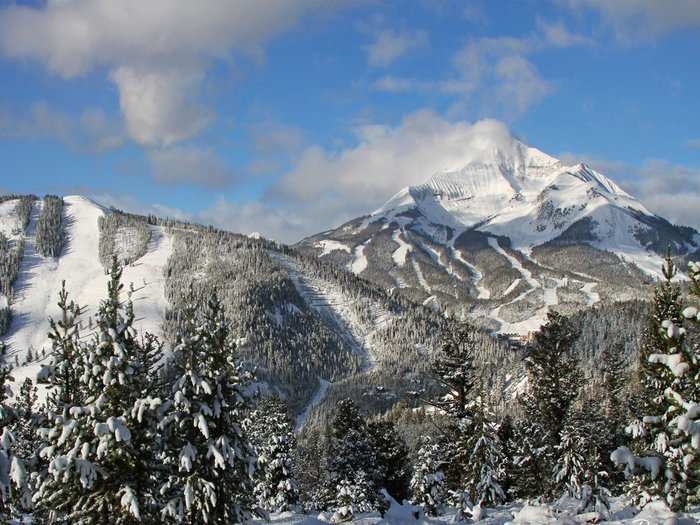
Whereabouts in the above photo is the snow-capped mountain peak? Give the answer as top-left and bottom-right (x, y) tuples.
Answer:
(300, 139), (699, 335)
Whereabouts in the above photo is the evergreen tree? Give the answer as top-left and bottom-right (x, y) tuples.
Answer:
(430, 324), (478, 420)
(519, 311), (582, 498)
(39, 281), (86, 412)
(158, 294), (256, 524)
(460, 394), (506, 507)
(331, 473), (372, 523)
(367, 419), (410, 503)
(35, 258), (163, 523)
(508, 417), (546, 500)
(0, 367), (26, 522)
(409, 436), (445, 516)
(9, 377), (43, 516)
(613, 256), (700, 511)
(323, 399), (379, 510)
(554, 399), (612, 514)
(600, 344), (630, 491)
(248, 396), (298, 513)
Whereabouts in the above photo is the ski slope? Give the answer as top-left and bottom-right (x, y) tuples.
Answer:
(3, 197), (173, 391)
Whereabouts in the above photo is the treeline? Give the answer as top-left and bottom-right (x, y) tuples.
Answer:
(35, 195), (64, 257)
(98, 209), (151, 267)
(0, 196), (36, 336)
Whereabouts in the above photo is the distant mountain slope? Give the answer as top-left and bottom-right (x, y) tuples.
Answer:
(297, 141), (699, 334)
(0, 194), (517, 425)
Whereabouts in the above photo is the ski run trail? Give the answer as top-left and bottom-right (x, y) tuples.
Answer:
(270, 251), (393, 426)
(4, 196), (172, 395)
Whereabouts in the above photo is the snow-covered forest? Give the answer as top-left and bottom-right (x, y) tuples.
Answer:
(0, 196), (696, 524)
(0, 233), (698, 523)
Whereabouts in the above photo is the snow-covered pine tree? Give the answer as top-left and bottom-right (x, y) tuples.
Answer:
(430, 323), (478, 420)
(409, 436), (445, 516)
(520, 311), (582, 498)
(248, 396), (298, 513)
(35, 257), (163, 523)
(612, 256), (700, 511)
(8, 377), (43, 516)
(554, 398), (612, 514)
(158, 293), (257, 524)
(600, 344), (630, 491)
(367, 419), (410, 503)
(330, 471), (374, 524)
(324, 399), (379, 511)
(508, 417), (546, 500)
(39, 280), (86, 411)
(460, 394), (506, 508)
(0, 367), (26, 522)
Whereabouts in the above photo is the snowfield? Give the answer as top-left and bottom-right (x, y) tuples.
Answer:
(244, 497), (700, 525)
(3, 196), (172, 393)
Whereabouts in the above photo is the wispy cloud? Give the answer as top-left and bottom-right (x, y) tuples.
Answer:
(0, 102), (124, 152)
(366, 28), (429, 67)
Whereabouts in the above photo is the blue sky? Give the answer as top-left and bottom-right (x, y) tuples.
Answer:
(0, 0), (699, 242)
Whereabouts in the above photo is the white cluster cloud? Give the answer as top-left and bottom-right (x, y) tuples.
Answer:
(198, 111), (520, 242)
(0, 0), (334, 147)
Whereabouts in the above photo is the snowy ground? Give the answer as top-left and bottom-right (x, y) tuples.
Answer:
(249, 498), (700, 525)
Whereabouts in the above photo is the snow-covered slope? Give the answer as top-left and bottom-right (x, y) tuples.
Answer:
(298, 141), (699, 335)
(1, 196), (173, 389)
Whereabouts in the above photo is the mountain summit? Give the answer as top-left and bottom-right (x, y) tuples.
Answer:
(298, 141), (699, 334)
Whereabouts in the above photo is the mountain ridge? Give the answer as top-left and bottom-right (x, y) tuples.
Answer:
(297, 141), (699, 334)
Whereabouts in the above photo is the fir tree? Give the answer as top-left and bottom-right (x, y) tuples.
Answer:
(613, 256), (700, 511)
(508, 417), (546, 500)
(248, 396), (298, 513)
(367, 419), (410, 503)
(39, 281), (86, 412)
(409, 436), (445, 516)
(430, 323), (478, 420)
(519, 311), (582, 498)
(323, 399), (379, 510)
(9, 377), (43, 516)
(158, 294), (257, 524)
(0, 367), (26, 522)
(554, 398), (612, 514)
(35, 258), (163, 523)
(460, 394), (506, 507)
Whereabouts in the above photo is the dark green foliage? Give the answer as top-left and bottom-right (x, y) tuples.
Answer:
(518, 311), (582, 498)
(367, 419), (410, 503)
(35, 195), (64, 257)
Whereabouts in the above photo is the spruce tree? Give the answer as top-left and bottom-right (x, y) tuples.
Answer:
(409, 436), (445, 516)
(430, 323), (478, 420)
(508, 417), (546, 500)
(323, 399), (379, 510)
(9, 377), (43, 516)
(367, 419), (410, 503)
(0, 367), (26, 522)
(39, 281), (86, 411)
(460, 394), (506, 507)
(553, 398), (612, 514)
(519, 311), (582, 498)
(248, 396), (298, 513)
(35, 258), (163, 523)
(158, 294), (257, 524)
(613, 257), (700, 511)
